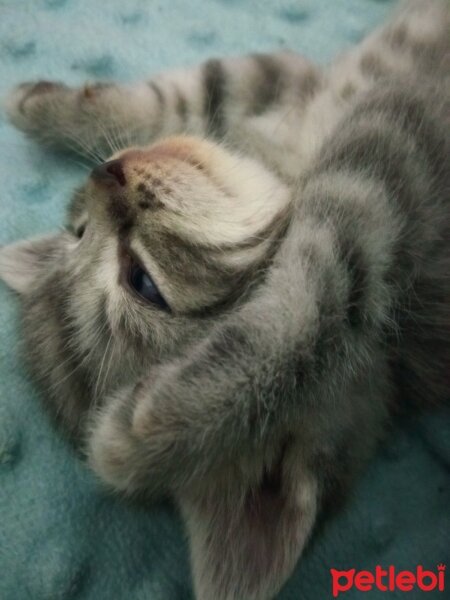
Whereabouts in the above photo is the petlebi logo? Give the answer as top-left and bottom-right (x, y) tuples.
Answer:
(330, 564), (446, 597)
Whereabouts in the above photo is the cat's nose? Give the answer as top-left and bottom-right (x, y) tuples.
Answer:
(91, 159), (126, 187)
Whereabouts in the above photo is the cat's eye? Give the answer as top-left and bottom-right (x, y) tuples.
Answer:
(128, 260), (169, 310)
(76, 224), (86, 238)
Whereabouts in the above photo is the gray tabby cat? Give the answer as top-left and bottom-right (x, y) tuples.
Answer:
(1, 1), (449, 598)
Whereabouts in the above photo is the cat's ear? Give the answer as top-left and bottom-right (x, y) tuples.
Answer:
(0, 235), (61, 294)
(179, 449), (318, 600)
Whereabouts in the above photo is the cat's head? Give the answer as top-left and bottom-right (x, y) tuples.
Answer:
(0, 135), (290, 436)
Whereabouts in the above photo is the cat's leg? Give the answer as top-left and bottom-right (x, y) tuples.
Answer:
(5, 52), (322, 164)
(331, 0), (449, 92)
(292, 0), (450, 168)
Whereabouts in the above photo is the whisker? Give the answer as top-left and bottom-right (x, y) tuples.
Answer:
(93, 331), (113, 401)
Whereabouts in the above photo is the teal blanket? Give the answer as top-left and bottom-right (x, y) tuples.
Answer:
(0, 1), (449, 598)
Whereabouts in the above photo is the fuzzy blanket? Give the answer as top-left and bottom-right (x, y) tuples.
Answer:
(0, 1), (449, 598)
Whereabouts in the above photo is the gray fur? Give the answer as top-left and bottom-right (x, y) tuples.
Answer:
(1, 1), (449, 599)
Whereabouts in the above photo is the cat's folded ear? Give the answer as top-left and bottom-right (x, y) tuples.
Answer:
(0, 234), (62, 294)
(179, 447), (318, 600)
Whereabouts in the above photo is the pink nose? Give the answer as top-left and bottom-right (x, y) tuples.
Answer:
(91, 159), (126, 187)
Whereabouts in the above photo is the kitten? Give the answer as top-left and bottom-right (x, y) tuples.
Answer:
(1, 1), (449, 598)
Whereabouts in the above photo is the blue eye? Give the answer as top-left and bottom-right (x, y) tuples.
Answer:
(129, 261), (169, 310)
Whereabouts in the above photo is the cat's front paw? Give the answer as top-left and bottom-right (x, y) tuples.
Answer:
(87, 369), (190, 498)
(87, 348), (245, 497)
(5, 80), (68, 133)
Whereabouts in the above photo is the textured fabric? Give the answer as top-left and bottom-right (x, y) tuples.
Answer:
(0, 1), (449, 599)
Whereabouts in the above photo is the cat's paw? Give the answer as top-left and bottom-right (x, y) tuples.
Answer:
(87, 368), (190, 498)
(4, 80), (115, 146)
(5, 80), (69, 133)
(87, 334), (250, 497)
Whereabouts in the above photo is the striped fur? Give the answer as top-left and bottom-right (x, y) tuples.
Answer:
(1, 1), (449, 599)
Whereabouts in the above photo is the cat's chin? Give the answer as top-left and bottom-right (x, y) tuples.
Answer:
(96, 134), (292, 250)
